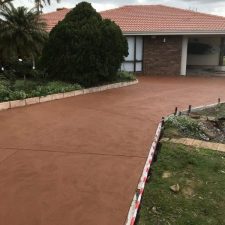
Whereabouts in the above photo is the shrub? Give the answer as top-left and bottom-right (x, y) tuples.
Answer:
(117, 71), (136, 81)
(165, 115), (205, 139)
(2, 69), (16, 90)
(9, 90), (26, 100)
(0, 81), (10, 101)
(41, 2), (128, 87)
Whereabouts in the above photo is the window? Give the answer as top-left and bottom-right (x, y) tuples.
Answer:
(121, 36), (143, 72)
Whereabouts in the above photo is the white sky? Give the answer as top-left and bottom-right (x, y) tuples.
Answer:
(13, 0), (225, 17)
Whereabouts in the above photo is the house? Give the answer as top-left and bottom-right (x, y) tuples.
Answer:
(41, 5), (225, 76)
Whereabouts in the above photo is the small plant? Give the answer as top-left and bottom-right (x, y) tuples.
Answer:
(165, 115), (205, 139)
(3, 69), (16, 90)
(0, 81), (10, 101)
(116, 71), (136, 81)
(9, 90), (26, 100)
(0, 79), (82, 101)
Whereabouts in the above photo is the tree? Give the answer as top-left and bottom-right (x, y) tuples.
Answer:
(0, 0), (11, 6)
(41, 1), (128, 87)
(35, 0), (61, 14)
(0, 3), (48, 65)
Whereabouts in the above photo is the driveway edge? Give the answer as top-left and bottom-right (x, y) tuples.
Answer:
(126, 121), (163, 225)
(0, 79), (138, 111)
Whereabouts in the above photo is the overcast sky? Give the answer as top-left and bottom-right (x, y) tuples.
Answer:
(13, 0), (225, 16)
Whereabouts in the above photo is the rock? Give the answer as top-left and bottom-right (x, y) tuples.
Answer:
(170, 184), (180, 193)
(189, 113), (200, 119)
(160, 138), (170, 143)
(151, 206), (157, 214)
(199, 115), (208, 122)
(207, 116), (217, 122)
(162, 171), (172, 178)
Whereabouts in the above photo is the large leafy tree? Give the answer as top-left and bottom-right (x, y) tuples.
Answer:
(41, 1), (128, 87)
(0, 3), (48, 64)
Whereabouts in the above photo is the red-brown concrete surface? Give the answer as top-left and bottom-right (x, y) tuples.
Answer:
(0, 76), (225, 225)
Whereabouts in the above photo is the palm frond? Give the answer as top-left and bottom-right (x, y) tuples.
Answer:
(0, 2), (48, 62)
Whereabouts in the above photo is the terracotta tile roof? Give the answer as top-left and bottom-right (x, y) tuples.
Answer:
(41, 5), (225, 34)
(41, 8), (71, 32)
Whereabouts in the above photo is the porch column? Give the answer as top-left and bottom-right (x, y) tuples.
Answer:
(180, 36), (188, 76)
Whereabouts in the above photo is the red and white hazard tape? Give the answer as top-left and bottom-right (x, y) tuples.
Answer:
(126, 121), (163, 225)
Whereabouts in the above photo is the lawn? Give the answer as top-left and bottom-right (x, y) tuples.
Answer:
(137, 142), (225, 225)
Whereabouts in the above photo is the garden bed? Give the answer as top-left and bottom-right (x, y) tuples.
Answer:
(136, 103), (225, 225)
(164, 103), (225, 144)
(0, 78), (138, 111)
(0, 72), (136, 103)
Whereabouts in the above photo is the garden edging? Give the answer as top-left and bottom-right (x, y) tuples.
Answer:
(0, 80), (138, 111)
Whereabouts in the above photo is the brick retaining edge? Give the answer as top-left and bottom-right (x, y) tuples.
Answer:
(0, 80), (138, 111)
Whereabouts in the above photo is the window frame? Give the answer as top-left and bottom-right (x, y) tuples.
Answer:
(122, 36), (144, 72)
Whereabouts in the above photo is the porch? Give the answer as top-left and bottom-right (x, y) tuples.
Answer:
(182, 36), (225, 76)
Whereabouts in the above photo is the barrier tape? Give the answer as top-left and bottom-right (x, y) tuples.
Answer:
(126, 99), (224, 225)
(126, 121), (163, 225)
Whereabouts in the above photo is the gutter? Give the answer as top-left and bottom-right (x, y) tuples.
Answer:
(124, 31), (225, 36)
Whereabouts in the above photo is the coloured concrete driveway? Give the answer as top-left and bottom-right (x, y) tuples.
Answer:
(0, 76), (225, 225)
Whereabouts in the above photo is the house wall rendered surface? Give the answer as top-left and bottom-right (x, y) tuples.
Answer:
(187, 37), (221, 66)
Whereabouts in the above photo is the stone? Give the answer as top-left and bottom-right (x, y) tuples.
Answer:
(201, 141), (217, 150)
(192, 139), (203, 148)
(217, 144), (225, 152)
(100, 85), (109, 91)
(0, 101), (10, 111)
(189, 113), (200, 119)
(10, 99), (26, 108)
(170, 184), (180, 193)
(83, 88), (91, 94)
(51, 93), (64, 100)
(63, 91), (75, 98)
(25, 97), (40, 105)
(151, 206), (158, 214)
(162, 171), (172, 178)
(185, 138), (194, 146)
(74, 90), (83, 96)
(207, 116), (217, 122)
(40, 95), (52, 103)
(160, 137), (170, 142)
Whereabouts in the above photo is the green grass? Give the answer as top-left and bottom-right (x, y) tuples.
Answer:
(137, 142), (225, 225)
